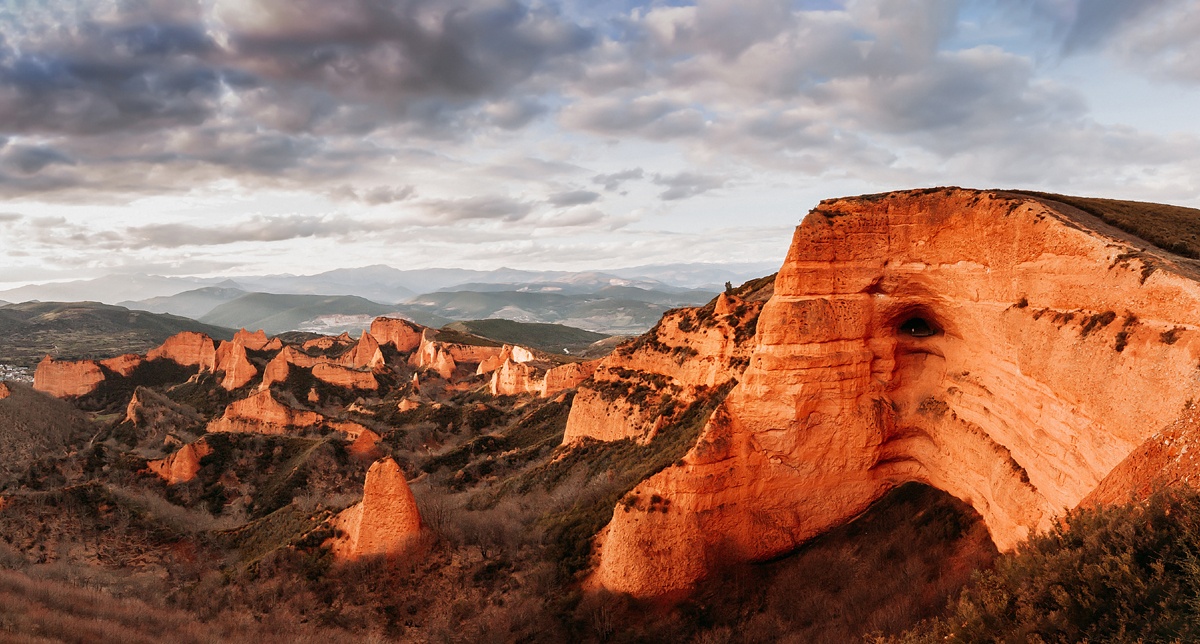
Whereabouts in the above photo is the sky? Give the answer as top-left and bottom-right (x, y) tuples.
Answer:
(2, 0), (1200, 288)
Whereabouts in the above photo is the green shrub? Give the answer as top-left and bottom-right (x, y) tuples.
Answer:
(899, 487), (1200, 643)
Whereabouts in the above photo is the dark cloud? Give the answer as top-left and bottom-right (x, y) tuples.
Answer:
(593, 168), (644, 191)
(420, 195), (534, 222)
(0, 145), (75, 174)
(653, 172), (728, 201)
(0, 18), (225, 136)
(123, 214), (390, 248)
(329, 183), (418, 205)
(0, 212), (21, 222)
(220, 0), (593, 116)
(547, 190), (601, 207)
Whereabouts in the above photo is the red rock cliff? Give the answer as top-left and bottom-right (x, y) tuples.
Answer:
(207, 389), (323, 435)
(563, 281), (769, 445)
(147, 332), (217, 370)
(370, 317), (423, 353)
(592, 188), (1200, 598)
(34, 356), (105, 398)
(327, 457), (422, 560)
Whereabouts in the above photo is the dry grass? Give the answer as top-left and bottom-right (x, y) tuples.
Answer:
(1014, 191), (1200, 259)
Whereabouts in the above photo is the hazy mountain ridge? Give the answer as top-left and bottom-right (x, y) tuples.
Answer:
(0, 262), (773, 307)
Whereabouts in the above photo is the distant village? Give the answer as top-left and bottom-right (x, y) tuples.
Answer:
(0, 363), (32, 383)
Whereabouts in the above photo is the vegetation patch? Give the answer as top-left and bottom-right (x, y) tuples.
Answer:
(1015, 191), (1200, 259)
(896, 487), (1200, 643)
(518, 380), (735, 578)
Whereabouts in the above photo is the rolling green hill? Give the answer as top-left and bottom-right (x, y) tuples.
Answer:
(0, 301), (235, 368)
(403, 288), (713, 334)
(121, 286), (248, 320)
(443, 319), (610, 355)
(199, 293), (397, 334)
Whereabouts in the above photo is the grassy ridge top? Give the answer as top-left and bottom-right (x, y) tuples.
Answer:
(443, 319), (609, 355)
(1014, 190), (1200, 259)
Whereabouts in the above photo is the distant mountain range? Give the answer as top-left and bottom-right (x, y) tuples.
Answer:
(198, 293), (398, 335)
(0, 263), (775, 304)
(0, 262), (774, 336)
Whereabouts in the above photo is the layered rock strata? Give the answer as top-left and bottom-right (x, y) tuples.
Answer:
(207, 389), (322, 435)
(562, 282), (769, 446)
(312, 363), (378, 390)
(370, 317), (423, 352)
(490, 355), (598, 398)
(147, 332), (217, 370)
(591, 188), (1200, 598)
(327, 458), (422, 560)
(34, 356), (105, 398)
(147, 440), (213, 485)
(215, 339), (257, 391)
(338, 331), (385, 370)
(100, 354), (143, 377)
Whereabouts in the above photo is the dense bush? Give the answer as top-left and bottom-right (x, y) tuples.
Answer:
(899, 487), (1200, 643)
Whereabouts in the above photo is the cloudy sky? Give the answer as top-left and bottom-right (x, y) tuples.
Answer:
(2, 0), (1200, 288)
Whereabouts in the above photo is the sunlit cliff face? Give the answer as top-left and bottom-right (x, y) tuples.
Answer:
(591, 188), (1200, 598)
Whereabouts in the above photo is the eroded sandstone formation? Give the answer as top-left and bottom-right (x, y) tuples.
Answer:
(147, 440), (213, 485)
(232, 328), (271, 351)
(488, 352), (598, 398)
(147, 332), (217, 370)
(477, 344), (535, 375)
(313, 362), (378, 390)
(338, 331), (385, 370)
(100, 354), (143, 377)
(125, 386), (203, 437)
(563, 281), (769, 446)
(409, 329), (504, 379)
(215, 339), (257, 391)
(207, 389), (322, 435)
(370, 317), (423, 352)
(327, 458), (422, 561)
(591, 188), (1200, 598)
(34, 356), (105, 398)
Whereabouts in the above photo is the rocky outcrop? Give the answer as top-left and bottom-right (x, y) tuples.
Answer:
(543, 361), (598, 396)
(347, 428), (383, 459)
(215, 339), (257, 391)
(591, 188), (1200, 598)
(312, 363), (378, 390)
(147, 332), (217, 370)
(338, 331), (385, 370)
(207, 389), (323, 435)
(477, 344), (535, 375)
(562, 281), (768, 445)
(304, 332), (354, 352)
(232, 328), (271, 351)
(327, 458), (422, 561)
(1084, 402), (1200, 506)
(409, 333), (457, 379)
(488, 354), (597, 397)
(409, 329), (505, 378)
(125, 386), (203, 436)
(370, 317), (423, 353)
(146, 440), (213, 485)
(33, 356), (105, 398)
(490, 359), (544, 396)
(260, 346), (322, 389)
(100, 354), (142, 377)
